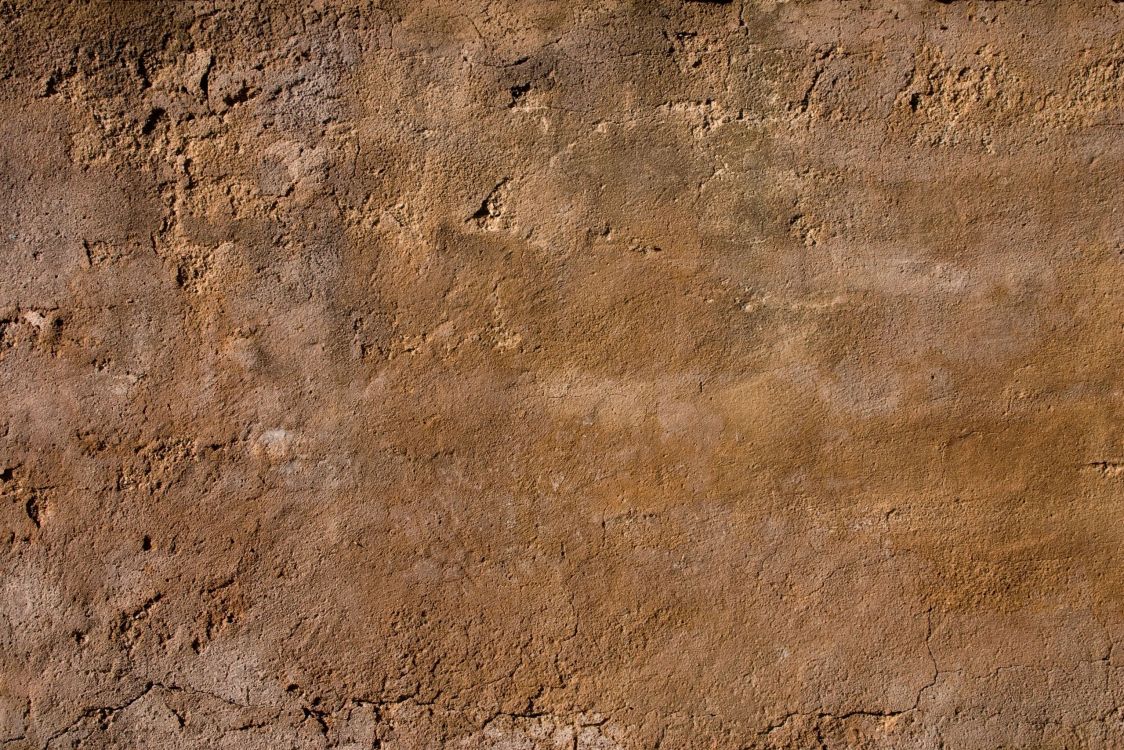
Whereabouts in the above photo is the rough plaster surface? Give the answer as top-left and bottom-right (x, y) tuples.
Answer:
(1, 1), (1123, 748)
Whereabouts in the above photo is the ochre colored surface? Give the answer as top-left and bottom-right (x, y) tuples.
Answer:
(2, 2), (1124, 748)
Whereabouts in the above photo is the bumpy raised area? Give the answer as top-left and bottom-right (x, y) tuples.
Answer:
(2, 2), (1123, 748)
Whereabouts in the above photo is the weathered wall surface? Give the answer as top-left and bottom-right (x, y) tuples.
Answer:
(1, 1), (1122, 747)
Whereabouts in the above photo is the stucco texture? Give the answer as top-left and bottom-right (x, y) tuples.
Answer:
(1, 1), (1124, 748)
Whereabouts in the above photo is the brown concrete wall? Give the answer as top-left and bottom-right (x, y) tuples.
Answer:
(1, 1), (1123, 748)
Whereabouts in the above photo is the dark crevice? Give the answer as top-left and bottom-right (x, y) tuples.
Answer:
(141, 107), (166, 135)
(25, 495), (41, 528)
(509, 82), (531, 107)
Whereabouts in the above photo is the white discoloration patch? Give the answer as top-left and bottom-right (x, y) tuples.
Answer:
(254, 428), (296, 461)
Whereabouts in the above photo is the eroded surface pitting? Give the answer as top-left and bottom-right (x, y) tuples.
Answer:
(1, 1), (1123, 748)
